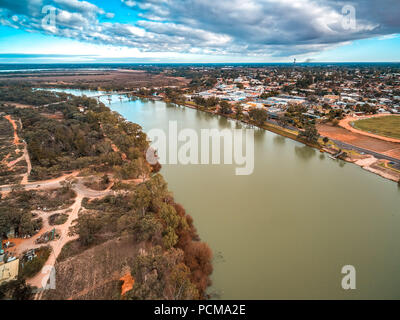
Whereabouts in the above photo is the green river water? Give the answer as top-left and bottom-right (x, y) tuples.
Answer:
(50, 89), (400, 299)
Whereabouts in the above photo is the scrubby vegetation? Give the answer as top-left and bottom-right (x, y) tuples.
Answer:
(20, 246), (52, 279)
(1, 86), (149, 181)
(0, 116), (25, 185)
(75, 174), (213, 298)
(0, 188), (75, 238)
(0, 86), (213, 300)
(49, 213), (68, 226)
(0, 86), (67, 106)
(0, 279), (34, 300)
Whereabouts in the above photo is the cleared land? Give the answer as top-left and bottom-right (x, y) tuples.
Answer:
(317, 123), (400, 160)
(352, 115), (400, 140)
(42, 236), (144, 300)
(0, 69), (190, 89)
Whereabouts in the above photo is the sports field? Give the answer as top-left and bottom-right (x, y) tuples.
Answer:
(353, 115), (400, 140)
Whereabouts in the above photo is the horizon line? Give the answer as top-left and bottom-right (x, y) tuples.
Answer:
(0, 61), (400, 65)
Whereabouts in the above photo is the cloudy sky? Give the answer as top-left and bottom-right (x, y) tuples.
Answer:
(0, 0), (399, 63)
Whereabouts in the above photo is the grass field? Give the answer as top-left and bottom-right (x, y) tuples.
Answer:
(353, 116), (400, 139)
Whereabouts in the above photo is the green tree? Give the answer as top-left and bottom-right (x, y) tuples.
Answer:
(71, 214), (102, 246)
(298, 124), (320, 144)
(249, 108), (268, 126)
(219, 101), (232, 114)
(19, 212), (34, 236)
(0, 279), (34, 300)
(131, 184), (153, 216)
(235, 104), (243, 119)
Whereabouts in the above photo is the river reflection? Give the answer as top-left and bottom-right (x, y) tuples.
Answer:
(273, 135), (286, 146)
(294, 145), (316, 161)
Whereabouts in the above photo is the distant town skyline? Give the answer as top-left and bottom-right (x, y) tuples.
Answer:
(0, 0), (399, 63)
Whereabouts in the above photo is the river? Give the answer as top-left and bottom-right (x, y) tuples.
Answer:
(47, 89), (400, 299)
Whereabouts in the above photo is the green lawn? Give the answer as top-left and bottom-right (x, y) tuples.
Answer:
(353, 116), (400, 139)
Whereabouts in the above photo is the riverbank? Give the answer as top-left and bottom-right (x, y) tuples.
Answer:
(42, 86), (400, 184)
(173, 100), (400, 184)
(94, 89), (400, 184)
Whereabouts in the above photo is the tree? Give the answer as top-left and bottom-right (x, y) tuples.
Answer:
(169, 263), (198, 300)
(205, 97), (219, 108)
(0, 279), (34, 300)
(182, 242), (213, 296)
(235, 104), (243, 119)
(159, 203), (183, 249)
(249, 108), (268, 126)
(298, 124), (320, 144)
(72, 214), (102, 246)
(19, 212), (34, 236)
(260, 91), (279, 99)
(219, 101), (232, 114)
(131, 184), (153, 216)
(126, 246), (198, 300)
(276, 116), (289, 127)
(0, 213), (10, 238)
(101, 174), (110, 185)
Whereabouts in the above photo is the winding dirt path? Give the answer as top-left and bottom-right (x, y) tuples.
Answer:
(23, 181), (115, 293)
(3, 115), (32, 183)
(0, 171), (116, 296)
(0, 117), (134, 297)
(4, 115), (20, 145)
(27, 195), (83, 291)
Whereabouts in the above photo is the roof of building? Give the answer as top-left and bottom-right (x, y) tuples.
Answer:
(0, 259), (19, 284)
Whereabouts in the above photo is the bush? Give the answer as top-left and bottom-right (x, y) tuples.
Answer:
(49, 213), (68, 226)
(20, 246), (51, 279)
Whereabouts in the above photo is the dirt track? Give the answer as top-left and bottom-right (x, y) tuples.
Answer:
(0, 172), (117, 294)
(3, 115), (32, 182)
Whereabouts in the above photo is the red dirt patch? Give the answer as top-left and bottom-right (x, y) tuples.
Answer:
(120, 272), (135, 296)
(4, 115), (20, 145)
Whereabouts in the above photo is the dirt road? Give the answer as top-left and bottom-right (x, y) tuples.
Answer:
(0, 171), (116, 294)
(3, 115), (32, 183)
(4, 115), (20, 145)
(27, 195), (83, 290)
